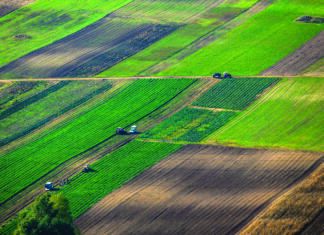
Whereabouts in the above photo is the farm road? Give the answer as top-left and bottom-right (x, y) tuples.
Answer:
(75, 144), (323, 235)
(261, 30), (324, 76)
(1, 75), (323, 83)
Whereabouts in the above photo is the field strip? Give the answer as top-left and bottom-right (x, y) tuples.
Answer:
(188, 105), (240, 112)
(1, 75), (324, 83)
(261, 30), (324, 76)
(75, 144), (323, 234)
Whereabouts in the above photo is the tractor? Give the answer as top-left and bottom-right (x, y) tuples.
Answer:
(116, 127), (127, 135)
(82, 165), (91, 173)
(213, 73), (221, 78)
(212, 72), (232, 79)
(129, 125), (137, 134)
(223, 72), (232, 78)
(45, 182), (54, 191)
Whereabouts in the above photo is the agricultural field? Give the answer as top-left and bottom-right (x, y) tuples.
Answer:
(0, 0), (132, 68)
(159, 0), (324, 76)
(261, 30), (324, 76)
(0, 0), (225, 78)
(0, 81), (49, 112)
(0, 0), (323, 233)
(60, 140), (182, 218)
(0, 80), (113, 146)
(0, 79), (196, 204)
(0, 17), (178, 78)
(208, 77), (324, 151)
(97, 0), (259, 77)
(192, 77), (278, 110)
(241, 163), (324, 234)
(140, 107), (236, 142)
(75, 144), (323, 234)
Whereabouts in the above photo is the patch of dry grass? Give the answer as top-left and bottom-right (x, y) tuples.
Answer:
(241, 164), (324, 235)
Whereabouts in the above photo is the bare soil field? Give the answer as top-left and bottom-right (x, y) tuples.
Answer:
(0, 0), (34, 18)
(0, 16), (177, 78)
(261, 30), (324, 76)
(75, 144), (323, 235)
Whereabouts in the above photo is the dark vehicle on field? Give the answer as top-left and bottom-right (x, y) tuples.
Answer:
(116, 127), (127, 135)
(213, 72), (232, 79)
(45, 182), (54, 191)
(83, 165), (91, 173)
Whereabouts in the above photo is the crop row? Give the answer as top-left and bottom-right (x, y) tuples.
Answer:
(193, 77), (278, 110)
(140, 107), (237, 142)
(0, 80), (113, 146)
(59, 140), (182, 218)
(0, 79), (196, 204)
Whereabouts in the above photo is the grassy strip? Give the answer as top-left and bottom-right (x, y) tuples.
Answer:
(0, 0), (133, 68)
(140, 107), (237, 142)
(159, 0), (324, 76)
(193, 77), (278, 110)
(60, 140), (182, 218)
(0, 81), (113, 146)
(210, 77), (324, 151)
(0, 81), (69, 120)
(0, 79), (196, 204)
(241, 163), (324, 234)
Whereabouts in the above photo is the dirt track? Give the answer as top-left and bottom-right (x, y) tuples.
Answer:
(75, 144), (323, 235)
(261, 30), (324, 76)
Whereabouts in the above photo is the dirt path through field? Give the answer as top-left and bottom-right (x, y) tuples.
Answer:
(261, 30), (324, 76)
(75, 144), (323, 235)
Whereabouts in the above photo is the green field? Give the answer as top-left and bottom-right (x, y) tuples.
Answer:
(0, 79), (196, 204)
(208, 77), (324, 151)
(0, 0), (132, 68)
(193, 77), (278, 110)
(60, 140), (182, 218)
(0, 81), (49, 112)
(0, 80), (113, 146)
(159, 0), (324, 76)
(97, 0), (258, 77)
(140, 107), (237, 142)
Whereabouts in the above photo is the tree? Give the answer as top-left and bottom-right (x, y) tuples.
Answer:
(14, 193), (76, 235)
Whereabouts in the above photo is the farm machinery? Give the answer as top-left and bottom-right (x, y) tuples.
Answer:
(45, 182), (54, 191)
(213, 72), (232, 79)
(82, 164), (91, 173)
(116, 125), (137, 135)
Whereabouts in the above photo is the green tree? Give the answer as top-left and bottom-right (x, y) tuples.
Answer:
(14, 193), (76, 235)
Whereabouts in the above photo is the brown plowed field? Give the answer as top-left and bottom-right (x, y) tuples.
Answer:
(0, 0), (34, 18)
(261, 30), (324, 76)
(75, 144), (323, 235)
